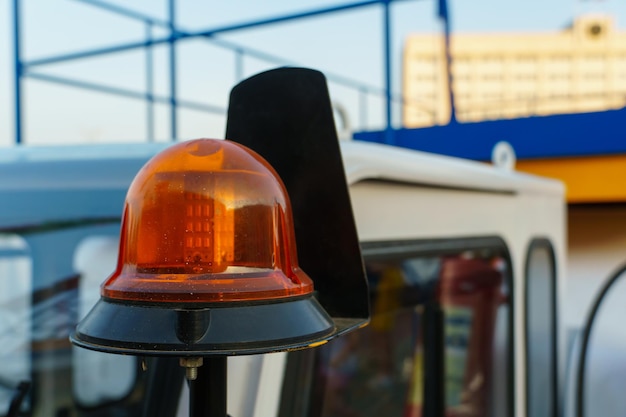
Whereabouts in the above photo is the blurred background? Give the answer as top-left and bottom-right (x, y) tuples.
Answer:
(2, 0), (626, 146)
(3, 2), (626, 417)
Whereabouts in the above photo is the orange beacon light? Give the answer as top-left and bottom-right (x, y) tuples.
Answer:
(104, 138), (313, 303)
(71, 139), (334, 356)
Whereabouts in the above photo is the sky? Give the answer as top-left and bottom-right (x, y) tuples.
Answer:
(2, 0), (626, 147)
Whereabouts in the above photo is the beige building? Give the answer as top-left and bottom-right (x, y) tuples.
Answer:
(403, 15), (626, 127)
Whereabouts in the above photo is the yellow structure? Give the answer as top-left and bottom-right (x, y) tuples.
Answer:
(516, 155), (626, 203)
(403, 15), (626, 127)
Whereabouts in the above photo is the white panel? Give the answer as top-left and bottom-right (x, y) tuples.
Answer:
(227, 355), (263, 417)
(72, 236), (135, 406)
(253, 352), (287, 417)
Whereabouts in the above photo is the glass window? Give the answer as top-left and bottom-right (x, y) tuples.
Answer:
(0, 234), (32, 414)
(579, 267), (626, 417)
(525, 239), (557, 417)
(287, 238), (513, 417)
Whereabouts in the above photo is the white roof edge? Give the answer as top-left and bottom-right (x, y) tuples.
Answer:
(340, 141), (565, 196)
(0, 141), (564, 196)
(0, 143), (170, 163)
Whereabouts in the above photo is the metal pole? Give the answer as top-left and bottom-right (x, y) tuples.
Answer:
(142, 358), (185, 417)
(146, 22), (155, 142)
(423, 300), (444, 417)
(13, 0), (23, 145)
(189, 357), (227, 417)
(439, 0), (456, 123)
(168, 0), (178, 141)
(382, 0), (393, 145)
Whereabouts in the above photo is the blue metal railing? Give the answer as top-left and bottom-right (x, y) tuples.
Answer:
(11, 0), (416, 145)
(12, 0), (23, 145)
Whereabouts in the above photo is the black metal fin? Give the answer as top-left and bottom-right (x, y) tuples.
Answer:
(225, 67), (369, 326)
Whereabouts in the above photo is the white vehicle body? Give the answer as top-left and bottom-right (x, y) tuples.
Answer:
(0, 140), (566, 417)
